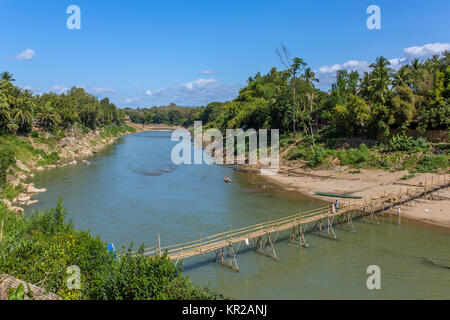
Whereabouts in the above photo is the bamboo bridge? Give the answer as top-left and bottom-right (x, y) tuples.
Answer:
(142, 175), (449, 271)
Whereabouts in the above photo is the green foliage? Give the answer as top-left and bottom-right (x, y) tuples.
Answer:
(124, 104), (195, 127)
(0, 201), (218, 300)
(401, 173), (416, 180)
(0, 134), (59, 167)
(1, 183), (22, 201)
(8, 283), (25, 300)
(417, 154), (448, 173)
(338, 144), (370, 167)
(332, 94), (370, 136)
(100, 123), (135, 139)
(387, 135), (429, 152)
(0, 143), (15, 186)
(0, 76), (126, 136)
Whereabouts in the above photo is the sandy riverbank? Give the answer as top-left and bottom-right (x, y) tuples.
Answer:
(252, 166), (450, 228)
(127, 123), (184, 132)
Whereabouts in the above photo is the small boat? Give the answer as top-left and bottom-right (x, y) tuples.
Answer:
(224, 176), (232, 183)
(314, 192), (362, 199)
(229, 166), (248, 173)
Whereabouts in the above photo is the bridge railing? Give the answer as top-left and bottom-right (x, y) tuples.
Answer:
(142, 175), (449, 257)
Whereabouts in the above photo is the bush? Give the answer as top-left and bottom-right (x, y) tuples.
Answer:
(287, 143), (334, 168)
(0, 144), (15, 186)
(388, 135), (428, 152)
(0, 183), (21, 201)
(417, 154), (448, 173)
(338, 144), (370, 167)
(0, 201), (218, 300)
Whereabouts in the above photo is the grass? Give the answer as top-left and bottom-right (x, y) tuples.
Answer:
(100, 124), (136, 139)
(0, 135), (61, 169)
(0, 201), (220, 300)
(284, 134), (449, 173)
(0, 184), (22, 201)
(401, 173), (416, 180)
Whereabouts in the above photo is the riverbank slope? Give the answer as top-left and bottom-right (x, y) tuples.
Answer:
(1, 124), (137, 213)
(251, 165), (450, 228)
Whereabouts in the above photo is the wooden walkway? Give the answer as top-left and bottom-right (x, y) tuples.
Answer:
(142, 175), (449, 271)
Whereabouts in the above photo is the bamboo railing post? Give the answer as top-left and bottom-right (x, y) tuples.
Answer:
(230, 225), (232, 243)
(158, 234), (161, 256)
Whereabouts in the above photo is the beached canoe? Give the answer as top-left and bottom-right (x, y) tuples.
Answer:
(314, 192), (362, 199)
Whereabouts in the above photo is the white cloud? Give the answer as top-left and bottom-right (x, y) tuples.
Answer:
(143, 78), (240, 105)
(125, 97), (140, 104)
(88, 87), (116, 95)
(182, 78), (217, 90)
(315, 60), (371, 88)
(10, 49), (35, 61)
(51, 85), (69, 94)
(200, 70), (220, 75)
(316, 60), (371, 75)
(145, 88), (165, 96)
(23, 86), (42, 94)
(403, 43), (450, 58)
(389, 57), (406, 70)
(315, 56), (405, 88)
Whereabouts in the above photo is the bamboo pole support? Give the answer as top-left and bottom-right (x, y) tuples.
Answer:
(158, 234), (161, 256)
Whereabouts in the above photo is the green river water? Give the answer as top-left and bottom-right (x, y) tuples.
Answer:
(27, 131), (450, 299)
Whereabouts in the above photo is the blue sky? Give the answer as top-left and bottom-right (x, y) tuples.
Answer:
(1, 0), (449, 107)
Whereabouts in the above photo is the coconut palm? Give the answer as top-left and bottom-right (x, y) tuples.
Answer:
(36, 101), (60, 131)
(368, 56), (393, 104)
(393, 65), (413, 88)
(0, 71), (15, 82)
(301, 68), (319, 88)
(12, 90), (34, 134)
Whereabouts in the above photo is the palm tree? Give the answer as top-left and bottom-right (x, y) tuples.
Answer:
(392, 65), (413, 88)
(0, 92), (12, 132)
(301, 68), (319, 88)
(12, 90), (34, 134)
(36, 101), (59, 131)
(410, 58), (422, 73)
(368, 56), (393, 105)
(1, 71), (15, 82)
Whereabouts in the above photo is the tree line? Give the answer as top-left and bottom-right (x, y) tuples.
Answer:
(0, 72), (126, 135)
(127, 50), (449, 142)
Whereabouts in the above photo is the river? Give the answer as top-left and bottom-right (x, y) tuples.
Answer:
(27, 131), (450, 299)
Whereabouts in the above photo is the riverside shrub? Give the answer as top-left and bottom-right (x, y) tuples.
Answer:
(388, 135), (429, 152)
(0, 201), (218, 300)
(0, 143), (14, 186)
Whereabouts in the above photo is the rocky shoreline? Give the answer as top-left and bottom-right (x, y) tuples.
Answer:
(2, 123), (184, 214)
(3, 128), (133, 214)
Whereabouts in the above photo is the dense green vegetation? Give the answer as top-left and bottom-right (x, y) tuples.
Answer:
(126, 51), (449, 139)
(0, 72), (216, 300)
(125, 50), (449, 172)
(0, 72), (126, 135)
(0, 72), (135, 189)
(124, 104), (199, 127)
(285, 135), (448, 173)
(0, 51), (448, 299)
(0, 201), (219, 300)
